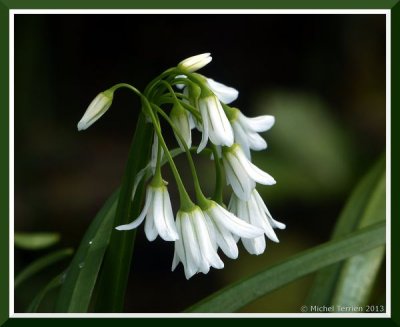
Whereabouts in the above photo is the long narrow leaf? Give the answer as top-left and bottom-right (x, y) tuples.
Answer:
(55, 190), (119, 312)
(306, 156), (385, 305)
(331, 171), (386, 307)
(15, 248), (73, 288)
(185, 221), (385, 313)
(93, 112), (153, 312)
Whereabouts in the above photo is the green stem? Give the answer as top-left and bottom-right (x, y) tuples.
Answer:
(141, 97), (194, 211)
(210, 144), (224, 204)
(145, 67), (178, 99)
(109, 83), (142, 97)
(157, 80), (201, 121)
(153, 104), (209, 208)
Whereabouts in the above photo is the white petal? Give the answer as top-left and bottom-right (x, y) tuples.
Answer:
(115, 187), (152, 230)
(203, 214), (218, 251)
(178, 53), (212, 73)
(253, 191), (286, 230)
(240, 114), (275, 133)
(181, 212), (202, 277)
(232, 122), (251, 159)
(144, 204), (157, 241)
(223, 152), (255, 200)
(77, 92), (113, 131)
(235, 147), (276, 185)
(162, 189), (179, 240)
(242, 236), (266, 255)
(153, 188), (179, 241)
(191, 210), (224, 270)
(207, 96), (234, 147)
(210, 204), (263, 239)
(171, 250), (180, 271)
(247, 132), (267, 151)
(249, 195), (279, 243)
(206, 78), (239, 104)
(228, 194), (238, 214)
(206, 214), (238, 259)
(175, 216), (187, 268)
(197, 102), (210, 153)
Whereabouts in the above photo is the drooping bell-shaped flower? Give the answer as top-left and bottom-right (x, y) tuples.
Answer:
(178, 53), (212, 73)
(230, 108), (275, 158)
(116, 182), (178, 242)
(172, 206), (224, 279)
(222, 144), (276, 200)
(228, 190), (285, 255)
(197, 91), (234, 153)
(77, 90), (114, 131)
(202, 200), (263, 259)
(170, 103), (192, 151)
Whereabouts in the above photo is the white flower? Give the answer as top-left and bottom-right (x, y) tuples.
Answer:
(178, 53), (212, 73)
(197, 94), (234, 153)
(77, 90), (113, 131)
(229, 190), (286, 255)
(231, 109), (275, 158)
(206, 78), (238, 104)
(116, 184), (179, 242)
(203, 201), (263, 259)
(172, 207), (224, 279)
(222, 144), (276, 200)
(170, 103), (192, 151)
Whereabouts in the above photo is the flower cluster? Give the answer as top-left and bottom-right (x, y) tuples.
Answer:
(78, 53), (285, 279)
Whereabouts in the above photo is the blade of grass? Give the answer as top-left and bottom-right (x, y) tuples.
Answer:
(54, 189), (119, 312)
(15, 248), (73, 288)
(331, 171), (386, 307)
(306, 156), (385, 306)
(14, 232), (60, 250)
(93, 112), (153, 312)
(185, 221), (385, 313)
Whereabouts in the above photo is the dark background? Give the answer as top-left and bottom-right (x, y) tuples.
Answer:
(14, 14), (386, 313)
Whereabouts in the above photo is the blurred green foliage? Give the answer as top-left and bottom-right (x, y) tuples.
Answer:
(14, 14), (386, 313)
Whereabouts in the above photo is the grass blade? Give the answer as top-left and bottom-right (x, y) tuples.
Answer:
(185, 221), (385, 313)
(331, 171), (386, 307)
(306, 156), (385, 306)
(15, 248), (73, 288)
(93, 112), (153, 312)
(54, 190), (119, 312)
(14, 232), (60, 250)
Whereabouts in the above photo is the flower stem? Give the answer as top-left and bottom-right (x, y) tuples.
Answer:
(153, 104), (209, 209)
(141, 97), (195, 211)
(210, 144), (224, 204)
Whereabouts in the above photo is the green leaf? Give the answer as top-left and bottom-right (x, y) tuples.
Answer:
(14, 232), (60, 250)
(185, 221), (385, 313)
(93, 112), (153, 312)
(15, 248), (73, 288)
(331, 171), (386, 307)
(306, 156), (385, 306)
(54, 189), (119, 312)
(26, 273), (65, 313)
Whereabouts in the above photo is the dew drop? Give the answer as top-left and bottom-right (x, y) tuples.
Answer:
(78, 262), (85, 269)
(88, 240), (93, 245)
(60, 273), (67, 283)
